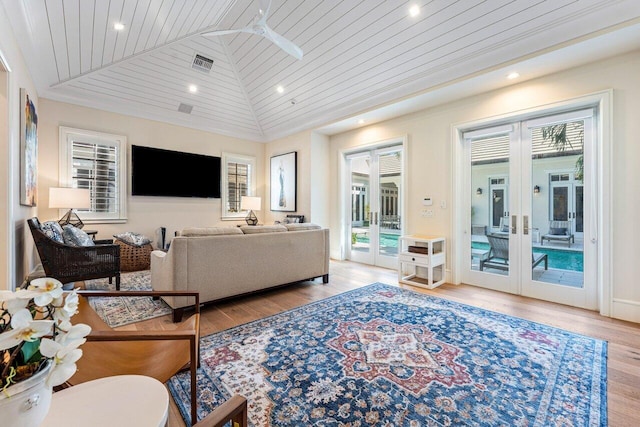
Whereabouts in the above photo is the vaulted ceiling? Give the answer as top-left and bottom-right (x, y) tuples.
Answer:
(4, 0), (640, 142)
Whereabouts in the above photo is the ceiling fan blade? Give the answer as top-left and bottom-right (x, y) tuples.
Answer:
(201, 27), (257, 37)
(257, 0), (272, 25)
(264, 25), (303, 60)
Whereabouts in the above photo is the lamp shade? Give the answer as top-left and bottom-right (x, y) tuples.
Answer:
(49, 188), (91, 209)
(240, 196), (261, 211)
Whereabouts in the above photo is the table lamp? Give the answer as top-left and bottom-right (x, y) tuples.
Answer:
(241, 196), (261, 226)
(49, 187), (91, 229)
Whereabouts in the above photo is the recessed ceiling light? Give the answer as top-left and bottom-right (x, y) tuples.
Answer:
(409, 5), (420, 17)
(358, 119), (365, 125)
(507, 72), (520, 80)
(188, 84), (198, 93)
(114, 22), (125, 31)
(276, 85), (285, 94)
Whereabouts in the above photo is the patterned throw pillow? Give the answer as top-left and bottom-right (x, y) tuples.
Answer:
(114, 232), (152, 246)
(62, 225), (95, 246)
(40, 221), (64, 243)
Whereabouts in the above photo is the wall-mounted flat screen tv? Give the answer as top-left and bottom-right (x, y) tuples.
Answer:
(131, 145), (221, 198)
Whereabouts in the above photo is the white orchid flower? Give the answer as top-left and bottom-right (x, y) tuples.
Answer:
(0, 309), (54, 350)
(41, 323), (90, 386)
(28, 278), (64, 307)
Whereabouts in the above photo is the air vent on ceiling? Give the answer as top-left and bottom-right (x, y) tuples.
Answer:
(178, 103), (193, 114)
(192, 54), (213, 73)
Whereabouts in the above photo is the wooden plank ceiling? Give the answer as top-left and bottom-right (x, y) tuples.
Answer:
(3, 0), (640, 141)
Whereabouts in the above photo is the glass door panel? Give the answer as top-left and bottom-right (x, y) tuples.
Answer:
(523, 114), (594, 308)
(377, 149), (402, 259)
(349, 154), (372, 264)
(465, 127), (517, 294)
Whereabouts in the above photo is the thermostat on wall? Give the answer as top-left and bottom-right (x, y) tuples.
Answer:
(422, 197), (432, 206)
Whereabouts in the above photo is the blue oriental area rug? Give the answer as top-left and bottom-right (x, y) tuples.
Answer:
(168, 283), (607, 426)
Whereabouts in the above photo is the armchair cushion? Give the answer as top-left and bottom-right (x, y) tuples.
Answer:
(63, 225), (95, 246)
(41, 221), (64, 243)
(549, 227), (567, 235)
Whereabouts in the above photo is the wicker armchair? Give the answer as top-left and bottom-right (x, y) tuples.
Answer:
(27, 217), (121, 289)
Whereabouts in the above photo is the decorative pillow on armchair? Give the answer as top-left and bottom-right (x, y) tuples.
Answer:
(549, 227), (567, 236)
(62, 225), (95, 246)
(114, 232), (152, 246)
(41, 221), (64, 243)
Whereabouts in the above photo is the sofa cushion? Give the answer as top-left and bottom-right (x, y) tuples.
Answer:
(549, 227), (567, 236)
(62, 225), (95, 246)
(41, 221), (64, 243)
(179, 227), (243, 237)
(241, 225), (287, 234)
(284, 223), (321, 231)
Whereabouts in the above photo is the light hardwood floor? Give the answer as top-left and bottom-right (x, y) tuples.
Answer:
(119, 260), (640, 427)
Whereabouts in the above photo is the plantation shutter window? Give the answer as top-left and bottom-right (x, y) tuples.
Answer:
(71, 141), (118, 214)
(59, 127), (127, 223)
(221, 153), (256, 219)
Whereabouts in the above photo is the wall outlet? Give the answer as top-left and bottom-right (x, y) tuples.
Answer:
(422, 209), (434, 217)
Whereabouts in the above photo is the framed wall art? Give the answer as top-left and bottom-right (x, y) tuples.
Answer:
(270, 151), (297, 212)
(20, 88), (38, 206)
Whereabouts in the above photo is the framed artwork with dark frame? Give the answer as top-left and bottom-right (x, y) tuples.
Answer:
(270, 151), (297, 212)
(20, 88), (38, 206)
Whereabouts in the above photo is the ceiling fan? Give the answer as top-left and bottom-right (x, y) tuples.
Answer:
(201, 0), (303, 60)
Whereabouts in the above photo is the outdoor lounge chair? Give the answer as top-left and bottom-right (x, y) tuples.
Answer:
(480, 234), (548, 272)
(541, 220), (575, 247)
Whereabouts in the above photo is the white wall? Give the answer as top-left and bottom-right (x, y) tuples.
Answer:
(0, 4), (40, 290)
(263, 130), (331, 227)
(329, 50), (640, 322)
(37, 99), (265, 246)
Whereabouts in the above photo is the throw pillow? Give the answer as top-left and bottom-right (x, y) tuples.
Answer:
(500, 223), (509, 232)
(62, 225), (95, 246)
(550, 227), (567, 236)
(41, 221), (64, 243)
(114, 231), (152, 246)
(240, 225), (287, 234)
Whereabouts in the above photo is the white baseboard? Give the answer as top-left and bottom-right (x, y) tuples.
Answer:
(611, 298), (640, 323)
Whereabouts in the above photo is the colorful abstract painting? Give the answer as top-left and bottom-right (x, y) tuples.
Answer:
(20, 88), (37, 206)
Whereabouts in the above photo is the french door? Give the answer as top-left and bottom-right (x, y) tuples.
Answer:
(347, 146), (403, 269)
(462, 109), (597, 309)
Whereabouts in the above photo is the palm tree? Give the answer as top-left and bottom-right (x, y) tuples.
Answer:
(541, 123), (584, 181)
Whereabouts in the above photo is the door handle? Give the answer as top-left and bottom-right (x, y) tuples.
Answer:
(511, 215), (517, 234)
(523, 215), (529, 235)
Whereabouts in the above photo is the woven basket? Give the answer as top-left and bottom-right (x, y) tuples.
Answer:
(115, 240), (153, 271)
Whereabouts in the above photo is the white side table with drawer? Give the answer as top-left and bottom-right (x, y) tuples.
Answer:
(398, 235), (446, 289)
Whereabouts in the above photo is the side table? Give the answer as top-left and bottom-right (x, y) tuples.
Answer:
(84, 229), (98, 241)
(41, 375), (169, 427)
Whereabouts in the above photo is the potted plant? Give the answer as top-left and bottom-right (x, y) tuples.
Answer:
(0, 277), (90, 427)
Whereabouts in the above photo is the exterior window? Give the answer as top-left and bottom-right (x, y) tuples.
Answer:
(59, 127), (127, 223)
(221, 153), (256, 219)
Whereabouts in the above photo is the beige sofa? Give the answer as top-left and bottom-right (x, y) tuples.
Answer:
(151, 224), (330, 321)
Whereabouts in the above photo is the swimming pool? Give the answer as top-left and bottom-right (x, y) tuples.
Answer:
(355, 233), (399, 248)
(472, 242), (583, 272)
